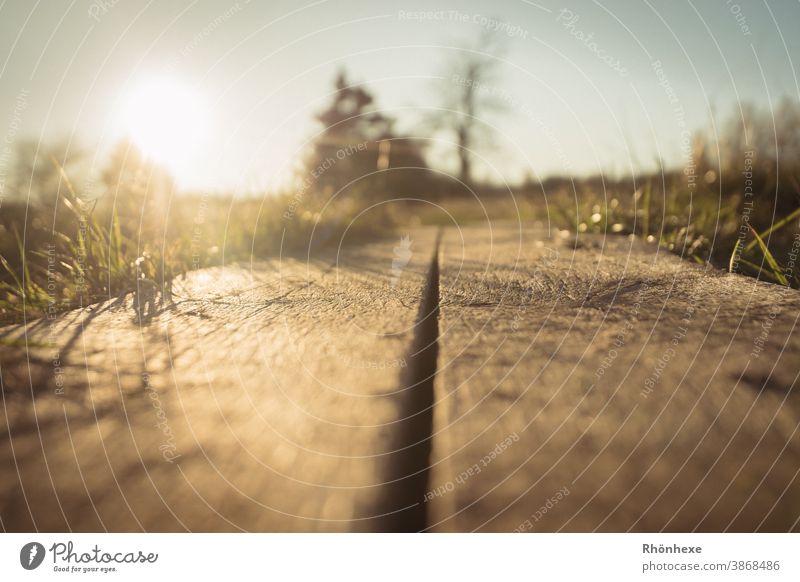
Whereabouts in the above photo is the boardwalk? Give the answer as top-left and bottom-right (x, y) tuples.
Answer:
(2, 224), (799, 532)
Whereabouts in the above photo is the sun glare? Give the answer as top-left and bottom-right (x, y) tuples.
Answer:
(120, 78), (210, 182)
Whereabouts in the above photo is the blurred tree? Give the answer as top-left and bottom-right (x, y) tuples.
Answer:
(428, 31), (508, 189)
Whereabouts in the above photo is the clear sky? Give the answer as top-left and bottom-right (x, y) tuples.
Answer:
(1, 0), (798, 193)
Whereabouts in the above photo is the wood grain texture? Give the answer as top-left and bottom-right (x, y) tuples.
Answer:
(429, 224), (800, 532)
(3, 222), (799, 532)
(0, 231), (438, 532)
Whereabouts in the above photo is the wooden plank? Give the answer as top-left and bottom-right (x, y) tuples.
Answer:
(0, 231), (437, 532)
(429, 224), (800, 532)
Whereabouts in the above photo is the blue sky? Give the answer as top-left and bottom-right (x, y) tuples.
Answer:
(1, 0), (798, 193)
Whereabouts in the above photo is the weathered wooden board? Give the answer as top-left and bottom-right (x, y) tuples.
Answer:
(3, 222), (798, 533)
(0, 231), (438, 532)
(428, 224), (800, 532)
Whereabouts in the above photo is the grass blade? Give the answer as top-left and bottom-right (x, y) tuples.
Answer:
(643, 178), (652, 238)
(748, 224), (789, 285)
(729, 238), (742, 273)
(744, 206), (800, 253)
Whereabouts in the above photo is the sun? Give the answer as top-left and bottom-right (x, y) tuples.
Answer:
(120, 78), (210, 181)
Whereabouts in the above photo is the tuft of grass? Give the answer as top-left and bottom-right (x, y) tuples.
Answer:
(0, 228), (52, 310)
(743, 206), (800, 253)
(729, 238), (742, 274)
(745, 224), (789, 286)
(727, 207), (800, 286)
(1, 160), (401, 323)
(0, 160), (175, 322)
(539, 177), (799, 287)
